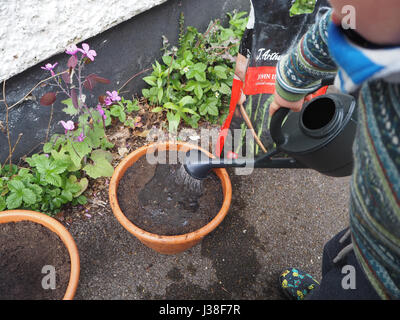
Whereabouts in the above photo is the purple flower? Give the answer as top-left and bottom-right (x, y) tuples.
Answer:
(106, 90), (121, 102)
(65, 44), (79, 55)
(77, 131), (86, 142)
(41, 62), (58, 76)
(104, 97), (113, 106)
(59, 120), (75, 134)
(78, 43), (97, 61)
(44, 154), (49, 158)
(97, 104), (107, 120)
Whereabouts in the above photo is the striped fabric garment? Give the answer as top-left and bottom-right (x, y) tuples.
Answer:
(275, 8), (400, 299)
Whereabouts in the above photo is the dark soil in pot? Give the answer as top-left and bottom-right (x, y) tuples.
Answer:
(117, 151), (224, 236)
(0, 221), (71, 300)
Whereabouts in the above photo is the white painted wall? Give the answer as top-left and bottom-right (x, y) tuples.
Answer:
(0, 0), (168, 82)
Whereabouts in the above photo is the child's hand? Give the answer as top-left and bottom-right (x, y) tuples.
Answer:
(269, 89), (306, 117)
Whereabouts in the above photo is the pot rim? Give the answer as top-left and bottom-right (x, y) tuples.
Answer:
(0, 210), (80, 300)
(109, 141), (232, 244)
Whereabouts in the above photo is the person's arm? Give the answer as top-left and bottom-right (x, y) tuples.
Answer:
(270, 9), (338, 115)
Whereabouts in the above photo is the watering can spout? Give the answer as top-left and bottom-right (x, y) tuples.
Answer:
(182, 93), (357, 181)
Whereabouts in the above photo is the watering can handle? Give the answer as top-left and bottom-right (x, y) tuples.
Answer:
(270, 107), (290, 147)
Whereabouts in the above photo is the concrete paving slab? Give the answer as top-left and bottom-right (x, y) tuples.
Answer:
(67, 167), (350, 300)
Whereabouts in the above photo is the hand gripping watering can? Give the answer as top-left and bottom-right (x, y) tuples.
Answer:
(183, 93), (358, 179)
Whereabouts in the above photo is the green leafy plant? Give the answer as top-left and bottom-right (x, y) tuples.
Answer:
(142, 10), (248, 131)
(107, 97), (140, 127)
(0, 43), (142, 215)
(0, 163), (87, 214)
(289, 0), (317, 16)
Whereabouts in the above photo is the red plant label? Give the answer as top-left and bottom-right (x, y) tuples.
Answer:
(243, 66), (277, 95)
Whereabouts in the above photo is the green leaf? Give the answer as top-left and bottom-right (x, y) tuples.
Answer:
(184, 80), (197, 92)
(2, 164), (18, 177)
(66, 140), (92, 168)
(0, 196), (6, 211)
(201, 98), (219, 116)
(101, 137), (114, 150)
(43, 142), (53, 154)
(51, 159), (70, 174)
(64, 176), (83, 195)
(51, 148), (81, 172)
(18, 168), (33, 181)
(6, 192), (23, 210)
(104, 110), (112, 127)
(151, 107), (164, 113)
(155, 61), (162, 74)
(157, 77), (163, 88)
(48, 188), (61, 198)
(142, 88), (150, 97)
(194, 84), (203, 99)
(214, 66), (228, 79)
(164, 102), (178, 111)
(27, 183), (43, 196)
(34, 157), (69, 187)
(157, 88), (164, 103)
(7, 180), (25, 193)
(61, 190), (73, 202)
(125, 100), (140, 112)
(207, 104), (219, 116)
(52, 197), (63, 209)
(192, 63), (207, 72)
(83, 150), (114, 179)
(167, 112), (181, 133)
(181, 108), (198, 116)
(45, 173), (63, 187)
(77, 195), (87, 205)
(219, 82), (231, 95)
(194, 71), (206, 82)
(183, 51), (193, 61)
(86, 124), (106, 149)
(22, 188), (36, 205)
(61, 98), (79, 116)
(162, 55), (173, 66)
(143, 76), (157, 86)
(110, 104), (124, 118)
(179, 96), (195, 106)
(74, 178), (89, 197)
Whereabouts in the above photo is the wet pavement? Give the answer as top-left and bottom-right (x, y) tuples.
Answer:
(67, 166), (350, 300)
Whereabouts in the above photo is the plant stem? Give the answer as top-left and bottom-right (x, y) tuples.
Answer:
(2, 80), (12, 171)
(8, 70), (69, 111)
(1, 133), (23, 171)
(118, 68), (152, 92)
(45, 103), (54, 143)
(196, 19), (219, 47)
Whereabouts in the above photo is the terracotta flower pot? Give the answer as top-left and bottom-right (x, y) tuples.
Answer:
(109, 141), (232, 254)
(0, 210), (80, 300)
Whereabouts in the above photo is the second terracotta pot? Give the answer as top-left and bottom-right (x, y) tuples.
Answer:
(0, 210), (80, 300)
(109, 141), (232, 254)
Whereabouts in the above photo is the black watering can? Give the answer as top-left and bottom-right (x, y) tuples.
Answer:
(183, 93), (357, 180)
